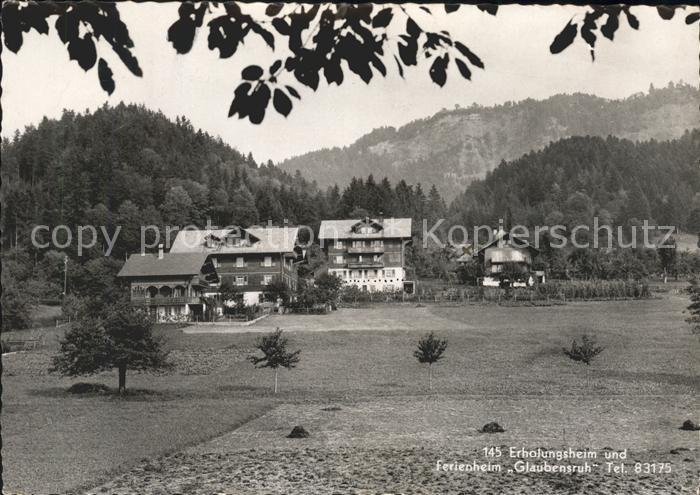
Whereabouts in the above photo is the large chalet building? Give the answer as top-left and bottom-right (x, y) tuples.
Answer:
(319, 217), (412, 292)
(118, 226), (300, 319)
(169, 226), (300, 306)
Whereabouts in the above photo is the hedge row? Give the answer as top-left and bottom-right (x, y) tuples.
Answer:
(337, 280), (651, 304)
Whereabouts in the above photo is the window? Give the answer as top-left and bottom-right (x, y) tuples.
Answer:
(235, 276), (248, 286)
(212, 257), (219, 268)
(263, 275), (273, 285)
(353, 240), (365, 248)
(236, 257), (245, 268)
(336, 240), (344, 249)
(335, 255), (344, 264)
(373, 254), (381, 262)
(263, 256), (273, 267)
(384, 269), (395, 278)
(387, 253), (401, 263)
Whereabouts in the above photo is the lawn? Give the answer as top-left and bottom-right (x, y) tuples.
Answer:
(2, 293), (698, 494)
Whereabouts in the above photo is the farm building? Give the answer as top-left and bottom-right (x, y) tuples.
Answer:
(473, 229), (543, 287)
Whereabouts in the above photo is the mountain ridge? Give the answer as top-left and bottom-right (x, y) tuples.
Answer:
(278, 83), (699, 200)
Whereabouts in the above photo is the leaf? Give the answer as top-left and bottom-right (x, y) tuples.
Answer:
(623, 8), (639, 29)
(167, 17), (197, 54)
(445, 5), (460, 14)
(273, 89), (293, 117)
(454, 42), (484, 68)
(372, 8), (393, 28)
(241, 65), (264, 80)
(398, 37), (418, 66)
(265, 3), (283, 16)
(580, 10), (603, 49)
(228, 82), (271, 124)
(419, 6), (432, 15)
(228, 82), (252, 118)
(285, 85), (301, 99)
(393, 55), (404, 78)
(270, 60), (282, 74)
(271, 17), (290, 36)
(323, 59), (344, 85)
(68, 34), (97, 71)
(656, 6), (676, 20)
(600, 12), (619, 40)
(406, 18), (421, 37)
(22, 4), (50, 35)
(250, 23), (275, 50)
(429, 54), (449, 87)
(98, 58), (115, 95)
(55, 12), (79, 45)
(455, 58), (471, 80)
(477, 4), (498, 16)
(686, 12), (700, 24)
(207, 17), (244, 58)
(2, 4), (23, 52)
(550, 20), (578, 54)
(113, 44), (143, 77)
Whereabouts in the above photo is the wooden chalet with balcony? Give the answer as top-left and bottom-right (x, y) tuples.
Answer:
(473, 229), (543, 287)
(117, 249), (219, 321)
(319, 217), (412, 292)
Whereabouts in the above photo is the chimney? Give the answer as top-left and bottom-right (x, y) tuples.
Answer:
(158, 244), (164, 260)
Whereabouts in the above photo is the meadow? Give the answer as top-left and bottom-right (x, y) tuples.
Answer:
(2, 293), (698, 494)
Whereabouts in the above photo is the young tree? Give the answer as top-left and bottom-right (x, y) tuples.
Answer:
(51, 305), (169, 394)
(414, 332), (448, 390)
(686, 278), (700, 336)
(563, 334), (604, 365)
(248, 328), (301, 393)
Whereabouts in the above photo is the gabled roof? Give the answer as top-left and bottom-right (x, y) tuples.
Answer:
(319, 218), (412, 239)
(118, 253), (209, 278)
(169, 227), (299, 254)
(474, 229), (539, 256)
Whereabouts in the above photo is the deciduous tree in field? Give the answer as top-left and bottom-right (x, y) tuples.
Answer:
(248, 328), (300, 393)
(51, 304), (169, 394)
(414, 332), (448, 390)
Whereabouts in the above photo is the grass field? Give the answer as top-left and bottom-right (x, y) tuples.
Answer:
(2, 294), (698, 494)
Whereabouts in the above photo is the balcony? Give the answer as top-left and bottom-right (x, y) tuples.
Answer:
(130, 296), (201, 306)
(347, 246), (384, 254)
(347, 261), (384, 269)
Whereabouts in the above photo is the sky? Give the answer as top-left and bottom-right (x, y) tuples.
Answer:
(2, 3), (698, 163)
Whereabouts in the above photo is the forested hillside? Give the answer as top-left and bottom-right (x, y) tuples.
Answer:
(1, 103), (448, 257)
(1, 104), (451, 329)
(448, 130), (700, 231)
(279, 83), (699, 199)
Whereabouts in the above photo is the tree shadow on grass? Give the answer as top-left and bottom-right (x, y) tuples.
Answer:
(28, 383), (185, 401)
